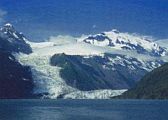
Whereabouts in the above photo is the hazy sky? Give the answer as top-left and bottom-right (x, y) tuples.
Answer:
(0, 0), (168, 41)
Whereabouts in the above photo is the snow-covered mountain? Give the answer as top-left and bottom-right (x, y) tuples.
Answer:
(0, 23), (167, 99)
(80, 30), (166, 57)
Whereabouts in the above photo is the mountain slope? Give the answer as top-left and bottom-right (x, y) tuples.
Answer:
(0, 23), (33, 98)
(0, 51), (34, 98)
(50, 53), (163, 91)
(119, 63), (168, 99)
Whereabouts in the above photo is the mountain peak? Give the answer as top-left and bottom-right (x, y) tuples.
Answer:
(3, 23), (15, 31)
(1, 23), (16, 34)
(0, 23), (32, 54)
(0, 23), (26, 40)
(4, 23), (13, 27)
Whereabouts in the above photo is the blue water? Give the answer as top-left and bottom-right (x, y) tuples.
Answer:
(0, 0), (168, 41)
(0, 100), (168, 120)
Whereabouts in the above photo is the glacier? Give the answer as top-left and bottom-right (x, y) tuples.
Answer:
(17, 53), (127, 99)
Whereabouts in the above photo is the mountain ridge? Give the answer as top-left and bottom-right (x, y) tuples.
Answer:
(80, 30), (166, 57)
(118, 63), (168, 99)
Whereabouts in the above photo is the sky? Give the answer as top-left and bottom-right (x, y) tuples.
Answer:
(0, 0), (168, 41)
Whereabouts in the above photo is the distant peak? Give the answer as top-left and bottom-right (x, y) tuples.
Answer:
(4, 23), (13, 28)
(2, 23), (15, 32)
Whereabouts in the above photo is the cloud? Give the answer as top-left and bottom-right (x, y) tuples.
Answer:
(0, 9), (7, 23)
(48, 35), (77, 45)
